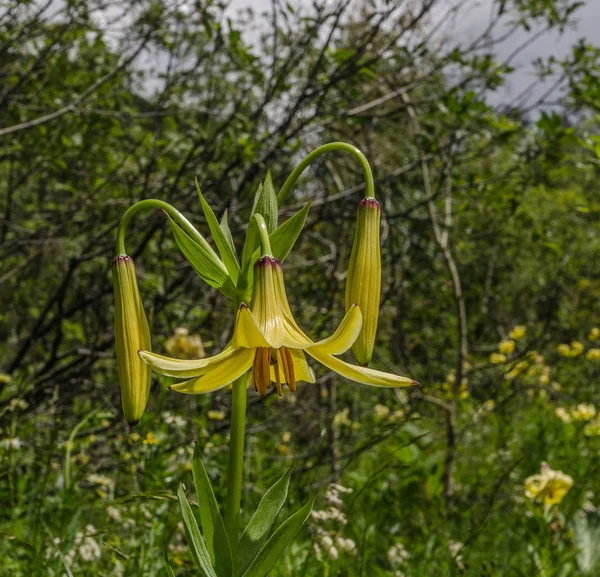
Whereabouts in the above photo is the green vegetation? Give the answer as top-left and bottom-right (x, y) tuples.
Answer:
(1, 0), (600, 575)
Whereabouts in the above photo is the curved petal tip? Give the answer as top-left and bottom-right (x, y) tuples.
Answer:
(412, 380), (420, 386)
(128, 419), (139, 428)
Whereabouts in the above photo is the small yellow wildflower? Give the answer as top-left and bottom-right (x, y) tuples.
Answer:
(165, 328), (206, 360)
(555, 407), (571, 423)
(557, 344), (571, 357)
(586, 348), (600, 361)
(509, 326), (526, 340)
(278, 444), (289, 455)
(483, 400), (496, 412)
(524, 463), (573, 506)
(207, 410), (226, 421)
(334, 408), (350, 427)
(571, 341), (584, 357)
(446, 370), (456, 384)
(0, 373), (12, 384)
(571, 403), (596, 421)
(173, 557), (184, 567)
(282, 431), (291, 444)
(588, 327), (600, 342)
(459, 382), (469, 400)
(128, 432), (140, 444)
(143, 432), (159, 445)
(498, 340), (515, 355)
(374, 404), (390, 419)
(490, 353), (507, 364)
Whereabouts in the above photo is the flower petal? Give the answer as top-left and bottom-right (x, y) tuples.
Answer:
(307, 348), (416, 388)
(270, 349), (315, 384)
(232, 304), (272, 348)
(307, 304), (362, 355)
(251, 258), (285, 348)
(139, 346), (236, 378)
(170, 348), (254, 394)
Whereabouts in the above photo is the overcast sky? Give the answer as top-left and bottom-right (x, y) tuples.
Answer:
(227, 0), (600, 110)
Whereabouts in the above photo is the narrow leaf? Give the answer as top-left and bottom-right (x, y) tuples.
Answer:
(163, 546), (176, 577)
(195, 179), (240, 284)
(220, 210), (236, 255)
(241, 494), (316, 577)
(192, 444), (232, 577)
(238, 468), (292, 575)
(167, 215), (235, 299)
(252, 170), (278, 233)
(177, 484), (218, 577)
(250, 182), (263, 217)
(270, 199), (312, 262)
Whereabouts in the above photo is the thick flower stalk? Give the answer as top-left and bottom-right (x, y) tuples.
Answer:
(345, 197), (381, 366)
(112, 255), (152, 426)
(139, 254), (416, 396)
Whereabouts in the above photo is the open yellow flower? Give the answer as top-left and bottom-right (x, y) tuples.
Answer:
(524, 462), (573, 506)
(139, 256), (417, 396)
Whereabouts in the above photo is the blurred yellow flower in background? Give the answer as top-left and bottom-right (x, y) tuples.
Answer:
(571, 403), (596, 421)
(555, 407), (571, 423)
(557, 344), (571, 357)
(588, 327), (600, 342)
(509, 326), (526, 340)
(498, 340), (515, 355)
(490, 353), (507, 364)
(207, 410), (226, 421)
(143, 432), (159, 445)
(586, 348), (600, 361)
(165, 328), (206, 360)
(525, 463), (573, 506)
(570, 341), (584, 357)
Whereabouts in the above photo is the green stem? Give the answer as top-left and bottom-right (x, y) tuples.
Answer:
(115, 199), (218, 260)
(250, 213), (272, 256)
(277, 142), (375, 205)
(224, 373), (248, 572)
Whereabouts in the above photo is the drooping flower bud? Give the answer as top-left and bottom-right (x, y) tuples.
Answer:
(345, 197), (381, 366)
(112, 255), (152, 426)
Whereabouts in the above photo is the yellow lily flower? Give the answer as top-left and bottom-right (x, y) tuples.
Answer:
(139, 256), (417, 396)
(524, 462), (573, 507)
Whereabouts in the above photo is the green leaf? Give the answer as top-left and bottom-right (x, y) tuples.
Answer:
(250, 182), (263, 216)
(237, 200), (312, 300)
(252, 170), (278, 233)
(192, 444), (232, 577)
(167, 215), (236, 299)
(238, 468), (292, 575)
(270, 200), (312, 262)
(177, 484), (218, 577)
(195, 179), (240, 284)
(220, 210), (236, 255)
(241, 493), (315, 577)
(163, 546), (176, 577)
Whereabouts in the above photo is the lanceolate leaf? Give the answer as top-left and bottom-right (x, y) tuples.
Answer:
(220, 210), (236, 256)
(195, 179), (240, 284)
(177, 484), (218, 577)
(238, 200), (313, 300)
(241, 493), (316, 577)
(192, 444), (232, 577)
(252, 170), (278, 233)
(238, 468), (292, 575)
(270, 199), (312, 262)
(163, 546), (176, 577)
(167, 215), (235, 298)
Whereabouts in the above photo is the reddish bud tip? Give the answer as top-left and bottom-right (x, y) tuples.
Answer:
(128, 419), (139, 428)
(113, 254), (132, 264)
(239, 302), (249, 309)
(412, 380), (420, 386)
(358, 197), (380, 210)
